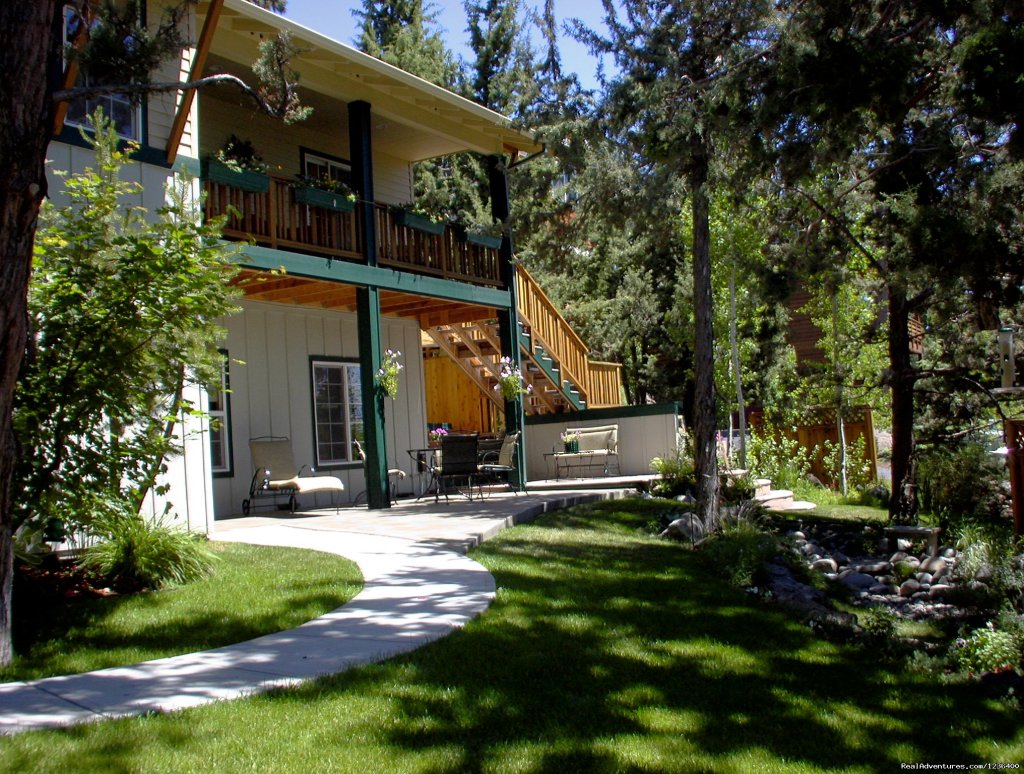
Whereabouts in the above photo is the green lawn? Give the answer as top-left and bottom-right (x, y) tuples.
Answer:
(2, 542), (362, 681)
(1, 500), (1021, 772)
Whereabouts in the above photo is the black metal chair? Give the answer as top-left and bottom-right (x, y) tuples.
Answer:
(434, 434), (480, 502)
(478, 431), (522, 496)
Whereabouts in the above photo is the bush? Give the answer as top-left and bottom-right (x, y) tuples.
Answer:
(650, 444), (697, 498)
(820, 434), (873, 491)
(747, 427), (813, 491)
(954, 622), (1023, 675)
(81, 505), (217, 591)
(700, 521), (778, 588)
(953, 522), (1024, 609)
(720, 473), (757, 506)
(918, 443), (1010, 531)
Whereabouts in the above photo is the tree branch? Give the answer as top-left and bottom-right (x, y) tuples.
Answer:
(53, 74), (293, 121)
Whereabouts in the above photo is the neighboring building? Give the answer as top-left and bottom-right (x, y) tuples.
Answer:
(48, 0), (636, 525)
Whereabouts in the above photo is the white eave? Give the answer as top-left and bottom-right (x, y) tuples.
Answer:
(208, 0), (542, 162)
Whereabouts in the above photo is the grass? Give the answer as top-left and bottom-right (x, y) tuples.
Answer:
(1, 499), (1021, 772)
(2, 542), (362, 681)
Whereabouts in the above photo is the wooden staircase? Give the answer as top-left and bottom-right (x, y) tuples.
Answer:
(426, 266), (624, 415)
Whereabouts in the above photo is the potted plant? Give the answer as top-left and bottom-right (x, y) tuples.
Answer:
(561, 429), (581, 453)
(293, 174), (357, 213)
(202, 135), (270, 193)
(391, 203), (446, 235)
(427, 427), (448, 447)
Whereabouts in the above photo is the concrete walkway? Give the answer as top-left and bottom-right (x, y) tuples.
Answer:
(0, 490), (623, 735)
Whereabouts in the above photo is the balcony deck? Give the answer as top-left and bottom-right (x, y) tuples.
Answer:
(204, 174), (504, 288)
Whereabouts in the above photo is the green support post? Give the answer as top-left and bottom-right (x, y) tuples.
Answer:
(489, 155), (526, 489)
(350, 100), (390, 509)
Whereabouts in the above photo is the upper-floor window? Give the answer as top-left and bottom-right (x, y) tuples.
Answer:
(301, 149), (352, 187)
(62, 4), (141, 141)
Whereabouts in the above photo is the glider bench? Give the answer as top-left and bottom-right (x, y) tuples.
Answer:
(552, 424), (621, 479)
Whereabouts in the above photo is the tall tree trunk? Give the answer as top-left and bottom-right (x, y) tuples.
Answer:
(690, 148), (719, 525)
(729, 267), (746, 469)
(0, 1), (61, 667)
(887, 286), (918, 523)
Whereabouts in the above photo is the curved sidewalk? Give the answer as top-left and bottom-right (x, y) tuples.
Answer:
(0, 490), (619, 735)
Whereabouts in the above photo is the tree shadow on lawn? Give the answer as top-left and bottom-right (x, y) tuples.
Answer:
(1, 503), (1019, 772)
(302, 525), (1022, 771)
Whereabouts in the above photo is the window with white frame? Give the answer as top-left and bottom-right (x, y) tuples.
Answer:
(62, 4), (141, 141)
(311, 359), (363, 467)
(301, 149), (352, 186)
(209, 354), (232, 475)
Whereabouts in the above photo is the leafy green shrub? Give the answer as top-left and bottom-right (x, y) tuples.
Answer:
(954, 622), (1023, 675)
(918, 443), (1010, 531)
(700, 521), (778, 587)
(720, 473), (757, 506)
(650, 444), (697, 498)
(954, 522), (1024, 608)
(747, 427), (813, 491)
(820, 434), (873, 491)
(82, 505), (217, 591)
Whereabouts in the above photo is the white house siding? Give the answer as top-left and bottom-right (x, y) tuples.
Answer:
(147, 1), (197, 157)
(212, 299), (427, 518)
(524, 409), (681, 481)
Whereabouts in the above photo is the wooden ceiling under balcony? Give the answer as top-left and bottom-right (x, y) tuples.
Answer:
(232, 269), (500, 329)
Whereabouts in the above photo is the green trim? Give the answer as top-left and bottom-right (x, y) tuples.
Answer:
(53, 128), (170, 167)
(464, 231), (502, 249)
(236, 244), (513, 308)
(174, 156), (201, 177)
(525, 402), (682, 426)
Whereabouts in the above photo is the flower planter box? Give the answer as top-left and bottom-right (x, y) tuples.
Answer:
(294, 186), (356, 212)
(395, 209), (445, 235)
(201, 159), (270, 193)
(464, 231), (502, 249)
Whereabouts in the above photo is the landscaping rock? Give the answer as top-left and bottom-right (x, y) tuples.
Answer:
(929, 584), (953, 601)
(869, 583), (893, 595)
(832, 550), (849, 566)
(920, 556), (947, 574)
(916, 572), (933, 585)
(975, 563), (995, 583)
(856, 561), (891, 574)
(662, 517), (706, 544)
(889, 551), (908, 564)
(899, 579), (921, 597)
(842, 572), (877, 590)
(941, 547), (957, 559)
(811, 557), (838, 573)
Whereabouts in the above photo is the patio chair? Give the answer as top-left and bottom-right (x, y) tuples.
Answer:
(433, 434), (480, 502)
(243, 436), (344, 514)
(478, 431), (522, 496)
(353, 440), (407, 505)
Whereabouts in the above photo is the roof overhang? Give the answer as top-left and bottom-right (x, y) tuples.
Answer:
(205, 0), (542, 163)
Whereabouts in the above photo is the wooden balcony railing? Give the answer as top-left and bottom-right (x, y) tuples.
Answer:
(515, 265), (625, 409)
(203, 173), (503, 287)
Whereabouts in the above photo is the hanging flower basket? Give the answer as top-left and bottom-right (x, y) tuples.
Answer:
(395, 209), (445, 235)
(377, 349), (403, 399)
(201, 159), (270, 193)
(294, 186), (356, 212)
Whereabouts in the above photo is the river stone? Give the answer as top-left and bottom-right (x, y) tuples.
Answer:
(931, 565), (948, 582)
(832, 550), (849, 566)
(975, 563), (995, 582)
(811, 557), (838, 573)
(869, 583), (894, 595)
(890, 551), (909, 564)
(941, 547), (956, 559)
(856, 561), (891, 574)
(842, 571), (877, 590)
(899, 579), (921, 597)
(920, 556), (947, 574)
(929, 584), (954, 600)
(916, 572), (934, 585)
(789, 530), (806, 540)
